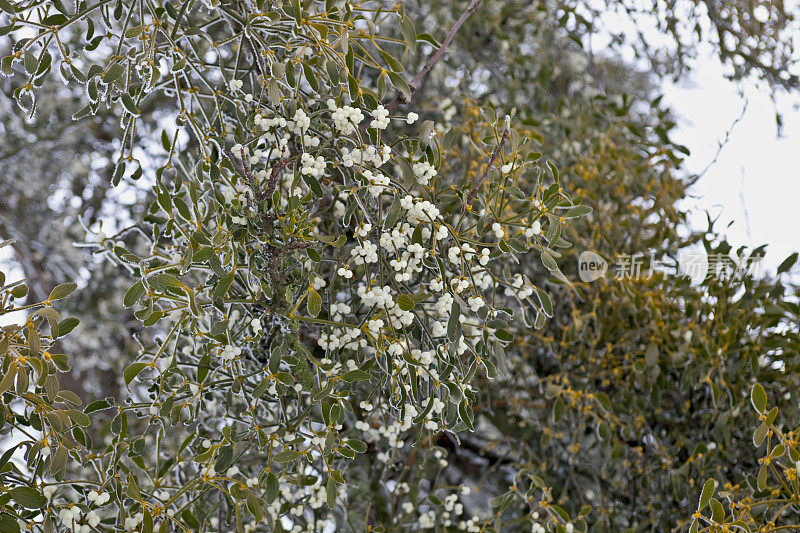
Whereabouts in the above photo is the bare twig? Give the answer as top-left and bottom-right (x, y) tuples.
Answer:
(384, 0), (484, 113)
(467, 115), (510, 204)
(223, 149), (246, 179)
(223, 148), (289, 235)
(224, 148), (289, 202)
(264, 151), (289, 200)
(687, 98), (748, 187)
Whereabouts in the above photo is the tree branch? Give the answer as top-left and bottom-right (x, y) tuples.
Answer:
(384, 0), (484, 113)
(466, 115), (510, 204)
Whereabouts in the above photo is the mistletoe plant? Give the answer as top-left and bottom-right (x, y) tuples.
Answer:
(0, 0), (589, 531)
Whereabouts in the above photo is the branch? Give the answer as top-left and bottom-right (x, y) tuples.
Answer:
(223, 148), (289, 232)
(384, 0), (484, 112)
(686, 98), (748, 187)
(466, 115), (510, 204)
(264, 152), (290, 200)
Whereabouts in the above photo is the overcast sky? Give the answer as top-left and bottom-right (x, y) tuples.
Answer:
(662, 45), (800, 274)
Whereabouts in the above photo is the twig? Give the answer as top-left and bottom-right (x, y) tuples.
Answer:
(467, 116), (510, 204)
(224, 148), (288, 202)
(264, 151), (289, 200)
(224, 148), (289, 232)
(687, 97), (748, 187)
(384, 0), (484, 113)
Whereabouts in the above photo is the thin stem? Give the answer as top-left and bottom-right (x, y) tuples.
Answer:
(467, 115), (510, 204)
(384, 0), (484, 112)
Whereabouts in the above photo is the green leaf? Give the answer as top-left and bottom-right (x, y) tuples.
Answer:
(181, 510), (199, 530)
(213, 270), (235, 301)
(85, 399), (113, 414)
(340, 370), (370, 382)
(302, 60), (318, 92)
(494, 329), (513, 343)
(252, 377), (271, 399)
(268, 78), (281, 106)
(387, 71), (411, 101)
(72, 105), (92, 121)
(1, 55), (14, 76)
(595, 392), (613, 413)
(534, 288), (552, 316)
(123, 280), (146, 308)
(546, 160), (560, 182)
(307, 248), (321, 263)
(564, 204), (592, 218)
(127, 473), (141, 500)
(0, 360), (17, 394)
(400, 15), (416, 53)
(265, 473), (279, 503)
(10, 284), (28, 298)
(379, 49), (403, 72)
(273, 450), (300, 463)
(48, 281), (77, 301)
(326, 476), (337, 509)
(161, 129), (172, 151)
(214, 446), (234, 472)
(154, 273), (183, 289)
(174, 197), (192, 220)
(246, 492), (262, 521)
(0, 514), (19, 533)
(197, 352), (211, 383)
(124, 362), (148, 386)
(9, 487), (46, 509)
(0, 0), (17, 14)
(142, 506), (154, 533)
(307, 288), (322, 317)
(541, 251), (558, 271)
(458, 399), (474, 431)
(121, 93), (140, 115)
(23, 51), (36, 74)
(419, 120), (435, 147)
(186, 287), (200, 316)
(290, 0), (302, 25)
(303, 173), (323, 197)
(757, 464), (768, 489)
(384, 194), (403, 229)
(35, 51), (51, 77)
(447, 301), (461, 341)
(102, 63), (125, 84)
(125, 25), (146, 38)
(56, 317), (80, 337)
(0, 445), (20, 471)
(68, 409), (91, 427)
(698, 478), (715, 511)
(397, 294), (415, 311)
(777, 252), (798, 274)
(553, 396), (566, 422)
(751, 382), (767, 413)
(416, 33), (441, 48)
(645, 343), (659, 367)
(41, 13), (67, 25)
(347, 73), (360, 102)
(345, 439), (367, 453)
(753, 422), (769, 447)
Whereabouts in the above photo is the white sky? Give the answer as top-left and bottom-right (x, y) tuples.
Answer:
(662, 45), (800, 273)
